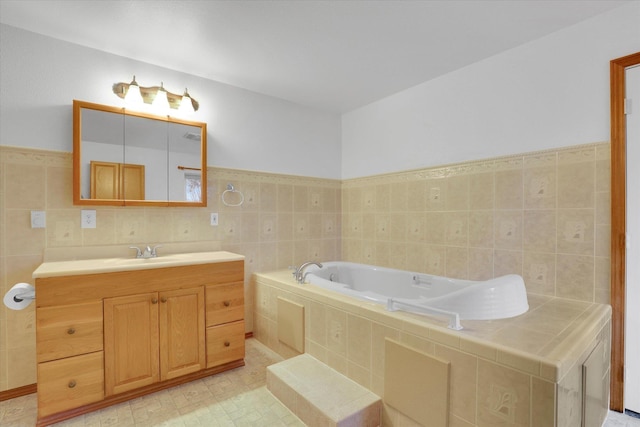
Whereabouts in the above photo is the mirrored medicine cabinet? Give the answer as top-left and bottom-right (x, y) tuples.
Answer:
(73, 100), (207, 207)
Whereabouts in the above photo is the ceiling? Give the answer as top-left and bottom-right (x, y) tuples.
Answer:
(0, 0), (630, 113)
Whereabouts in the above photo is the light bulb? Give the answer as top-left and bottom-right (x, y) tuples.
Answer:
(124, 75), (143, 105)
(152, 82), (170, 112)
(179, 88), (195, 114)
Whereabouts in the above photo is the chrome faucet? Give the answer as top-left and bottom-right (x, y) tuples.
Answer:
(294, 261), (323, 283)
(130, 245), (163, 259)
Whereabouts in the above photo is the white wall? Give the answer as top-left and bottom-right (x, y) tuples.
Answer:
(0, 24), (342, 179)
(341, 2), (640, 179)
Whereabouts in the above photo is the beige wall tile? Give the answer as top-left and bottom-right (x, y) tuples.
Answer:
(326, 306), (347, 356)
(5, 163), (46, 209)
(495, 169), (523, 210)
(523, 210), (556, 253)
(468, 248), (493, 280)
(477, 359), (530, 426)
(46, 166), (74, 209)
(375, 184), (390, 212)
(390, 182), (409, 212)
(445, 212), (468, 246)
(532, 377), (556, 427)
(494, 210), (523, 250)
(523, 251), (556, 296)
(5, 209), (45, 256)
(7, 343), (37, 388)
(523, 160), (556, 210)
(469, 172), (494, 211)
(556, 254), (595, 301)
(494, 249), (523, 277)
(468, 211), (494, 248)
(407, 181), (426, 212)
(426, 178), (447, 211)
(446, 175), (469, 211)
(347, 314), (372, 369)
(445, 246), (468, 279)
(372, 322), (400, 374)
(434, 344), (477, 424)
(557, 209), (594, 255)
(557, 161), (595, 209)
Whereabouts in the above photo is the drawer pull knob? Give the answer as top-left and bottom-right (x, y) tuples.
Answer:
(151, 298), (158, 304)
(68, 380), (77, 388)
(161, 297), (167, 303)
(223, 301), (230, 307)
(224, 341), (230, 347)
(67, 328), (76, 335)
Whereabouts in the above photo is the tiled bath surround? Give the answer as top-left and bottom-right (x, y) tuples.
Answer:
(0, 145), (341, 392)
(341, 142), (610, 305)
(0, 140), (610, 399)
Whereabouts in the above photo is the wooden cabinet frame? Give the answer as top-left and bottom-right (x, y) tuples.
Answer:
(35, 260), (244, 427)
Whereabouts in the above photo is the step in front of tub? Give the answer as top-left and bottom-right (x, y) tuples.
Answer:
(266, 354), (381, 427)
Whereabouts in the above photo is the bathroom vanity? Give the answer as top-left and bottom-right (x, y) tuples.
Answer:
(32, 251), (244, 426)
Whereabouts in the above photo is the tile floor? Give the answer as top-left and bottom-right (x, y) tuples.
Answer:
(0, 339), (304, 426)
(1, 338), (639, 427)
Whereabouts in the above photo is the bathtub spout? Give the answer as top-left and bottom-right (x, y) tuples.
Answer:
(295, 262), (323, 284)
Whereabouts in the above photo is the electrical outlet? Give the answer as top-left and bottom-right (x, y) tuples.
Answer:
(210, 212), (219, 226)
(81, 210), (97, 229)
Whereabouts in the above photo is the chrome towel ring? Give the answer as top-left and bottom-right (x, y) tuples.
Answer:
(222, 183), (244, 207)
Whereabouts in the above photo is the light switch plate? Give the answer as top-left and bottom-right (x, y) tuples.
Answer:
(31, 211), (46, 228)
(81, 210), (97, 229)
(210, 212), (219, 226)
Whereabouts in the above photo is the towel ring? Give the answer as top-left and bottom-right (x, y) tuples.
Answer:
(222, 183), (244, 207)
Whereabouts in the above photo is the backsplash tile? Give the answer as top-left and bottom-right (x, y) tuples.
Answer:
(342, 141), (609, 306)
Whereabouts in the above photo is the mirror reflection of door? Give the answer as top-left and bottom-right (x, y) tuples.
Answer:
(90, 161), (145, 200)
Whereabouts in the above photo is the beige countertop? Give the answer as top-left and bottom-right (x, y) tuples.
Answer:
(33, 251), (244, 278)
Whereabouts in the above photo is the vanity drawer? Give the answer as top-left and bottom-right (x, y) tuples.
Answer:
(206, 282), (244, 326)
(36, 301), (103, 363)
(37, 351), (105, 418)
(206, 320), (245, 368)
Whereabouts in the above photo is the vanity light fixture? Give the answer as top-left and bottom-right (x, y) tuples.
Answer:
(112, 75), (200, 112)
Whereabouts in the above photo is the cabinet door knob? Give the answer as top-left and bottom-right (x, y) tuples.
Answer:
(151, 298), (158, 304)
(67, 328), (76, 335)
(68, 380), (77, 388)
(161, 297), (167, 303)
(224, 341), (230, 347)
(223, 301), (230, 307)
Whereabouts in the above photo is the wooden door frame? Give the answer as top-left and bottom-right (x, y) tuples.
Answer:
(610, 51), (640, 412)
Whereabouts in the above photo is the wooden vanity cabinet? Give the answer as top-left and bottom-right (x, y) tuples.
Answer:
(34, 258), (244, 426)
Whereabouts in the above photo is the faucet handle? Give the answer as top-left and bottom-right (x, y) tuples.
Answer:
(129, 246), (142, 258)
(151, 245), (163, 257)
(288, 265), (298, 278)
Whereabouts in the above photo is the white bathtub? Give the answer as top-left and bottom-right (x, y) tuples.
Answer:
(303, 262), (529, 329)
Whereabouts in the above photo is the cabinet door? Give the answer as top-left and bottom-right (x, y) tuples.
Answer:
(90, 161), (120, 199)
(159, 287), (206, 380)
(121, 163), (145, 200)
(104, 292), (159, 396)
